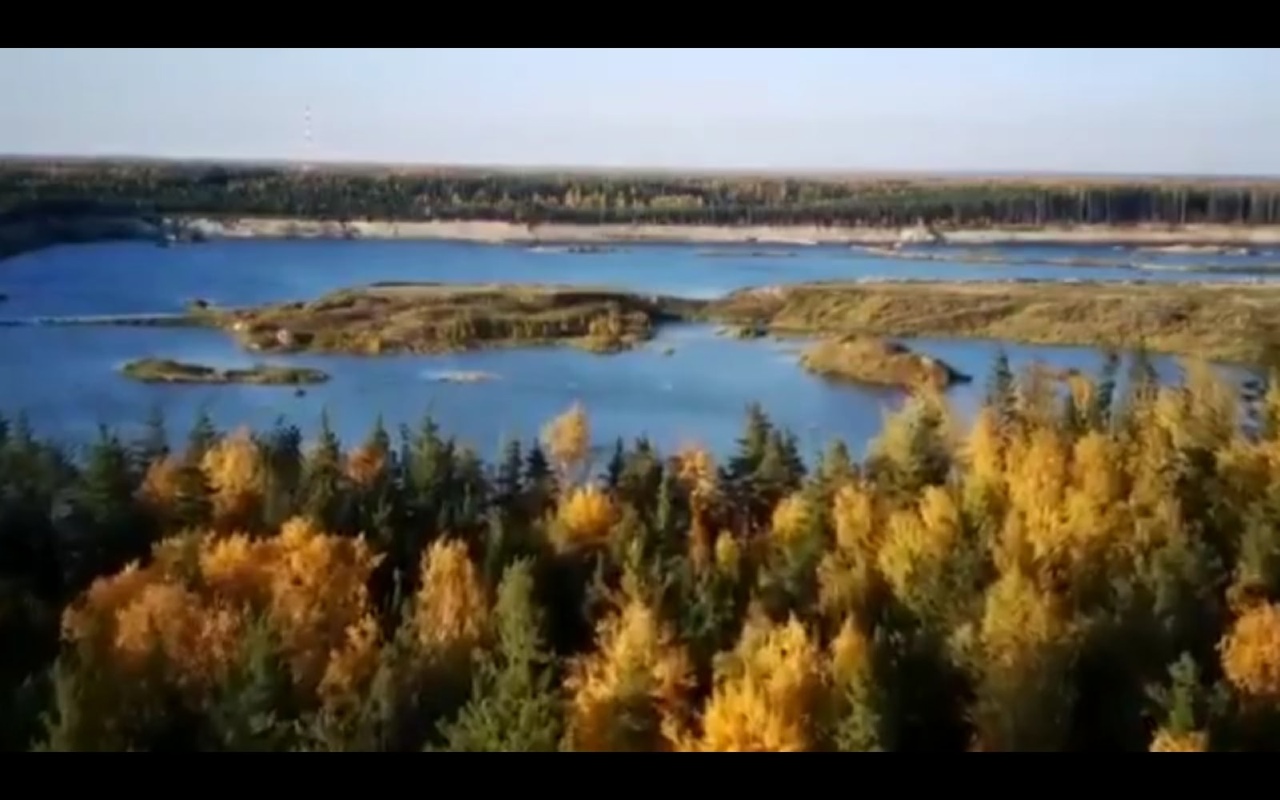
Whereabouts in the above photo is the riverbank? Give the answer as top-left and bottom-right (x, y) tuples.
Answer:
(0, 215), (162, 261)
(186, 217), (1280, 248)
(6, 214), (1280, 263)
(853, 245), (1280, 273)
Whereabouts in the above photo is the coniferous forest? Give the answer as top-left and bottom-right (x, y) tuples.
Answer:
(4, 161), (1280, 227)
(2, 352), (1280, 752)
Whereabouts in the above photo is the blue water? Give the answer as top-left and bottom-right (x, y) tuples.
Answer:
(0, 239), (1251, 459)
(2, 239), (1276, 319)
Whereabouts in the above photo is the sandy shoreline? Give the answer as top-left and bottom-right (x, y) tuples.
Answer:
(189, 217), (1280, 248)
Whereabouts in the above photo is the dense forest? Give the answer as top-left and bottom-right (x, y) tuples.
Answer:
(4, 161), (1280, 227)
(4, 351), (1280, 751)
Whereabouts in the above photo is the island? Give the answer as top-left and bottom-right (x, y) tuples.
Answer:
(799, 336), (971, 391)
(120, 358), (330, 386)
(153, 277), (1280, 370)
(205, 283), (703, 356)
(705, 279), (1280, 365)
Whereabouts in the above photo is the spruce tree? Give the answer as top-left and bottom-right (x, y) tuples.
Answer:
(439, 560), (563, 751)
(301, 411), (346, 530)
(64, 427), (151, 588)
(984, 348), (1016, 426)
(209, 615), (298, 751)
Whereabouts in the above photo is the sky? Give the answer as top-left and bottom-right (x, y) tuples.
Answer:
(0, 48), (1277, 176)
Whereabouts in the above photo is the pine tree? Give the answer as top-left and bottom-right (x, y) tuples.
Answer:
(209, 615), (298, 751)
(302, 411), (346, 530)
(816, 440), (855, 495)
(185, 408), (219, 461)
(495, 437), (524, 511)
(724, 403), (772, 483)
(985, 349), (1016, 423)
(524, 439), (554, 515)
(63, 427), (152, 589)
(439, 559), (563, 751)
(39, 653), (113, 752)
(171, 456), (213, 532)
(1126, 344), (1159, 406)
(368, 414), (392, 459)
(133, 405), (169, 469)
(604, 437), (625, 490)
(260, 418), (304, 530)
(1090, 349), (1121, 431)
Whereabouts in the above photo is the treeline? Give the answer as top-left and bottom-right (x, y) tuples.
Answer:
(6, 353), (1280, 750)
(3, 162), (1280, 227)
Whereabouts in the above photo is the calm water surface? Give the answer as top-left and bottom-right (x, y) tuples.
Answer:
(0, 239), (1250, 458)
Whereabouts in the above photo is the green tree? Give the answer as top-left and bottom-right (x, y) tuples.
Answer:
(439, 560), (563, 751)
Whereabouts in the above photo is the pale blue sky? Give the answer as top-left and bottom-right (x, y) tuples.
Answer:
(1, 48), (1277, 175)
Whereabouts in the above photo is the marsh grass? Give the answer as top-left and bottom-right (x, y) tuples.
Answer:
(709, 281), (1280, 365)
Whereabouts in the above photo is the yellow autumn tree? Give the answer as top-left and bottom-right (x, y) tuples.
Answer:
(1220, 603), (1280, 707)
(345, 441), (389, 489)
(965, 405), (1007, 490)
(1149, 729), (1209, 752)
(818, 482), (884, 622)
(828, 616), (892, 751)
(876, 486), (963, 620)
(550, 484), (619, 554)
(770, 492), (817, 549)
(685, 612), (824, 752)
(564, 596), (694, 751)
(1044, 430), (1129, 593)
(136, 454), (185, 526)
(412, 538), (490, 667)
(713, 531), (742, 581)
(542, 401), (591, 485)
(959, 567), (1077, 752)
(675, 443), (720, 565)
(263, 517), (384, 695)
(317, 614), (382, 714)
(61, 515), (383, 710)
(201, 426), (266, 531)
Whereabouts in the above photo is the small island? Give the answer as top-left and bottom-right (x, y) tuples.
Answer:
(208, 283), (704, 356)
(121, 358), (330, 386)
(799, 336), (971, 391)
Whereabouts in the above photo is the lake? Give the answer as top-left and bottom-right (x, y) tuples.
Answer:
(0, 238), (1255, 460)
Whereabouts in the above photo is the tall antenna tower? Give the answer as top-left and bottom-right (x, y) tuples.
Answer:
(301, 104), (314, 171)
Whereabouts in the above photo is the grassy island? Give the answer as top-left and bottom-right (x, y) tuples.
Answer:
(707, 280), (1280, 365)
(210, 283), (703, 356)
(196, 279), (1280, 368)
(121, 358), (329, 386)
(800, 336), (971, 390)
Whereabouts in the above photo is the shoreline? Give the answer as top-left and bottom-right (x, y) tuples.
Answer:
(7, 216), (1280, 264)
(186, 217), (1280, 249)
